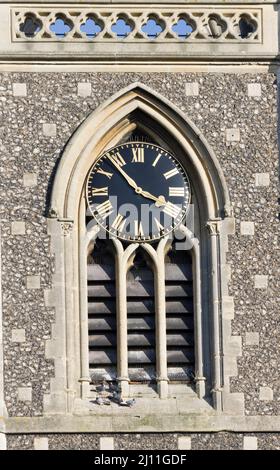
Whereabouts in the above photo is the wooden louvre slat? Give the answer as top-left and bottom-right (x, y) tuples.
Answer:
(87, 265), (115, 281)
(167, 348), (195, 364)
(128, 349), (156, 364)
(89, 349), (117, 365)
(166, 332), (194, 347)
(88, 283), (116, 297)
(88, 317), (116, 331)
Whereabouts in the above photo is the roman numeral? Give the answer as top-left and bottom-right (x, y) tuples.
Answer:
(108, 152), (126, 167)
(111, 213), (126, 232)
(97, 168), (113, 179)
(95, 200), (113, 219)
(154, 217), (164, 232)
(169, 187), (185, 197)
(91, 187), (108, 196)
(152, 153), (162, 167)
(132, 147), (145, 163)
(163, 202), (181, 219)
(164, 168), (179, 180)
(134, 220), (144, 237)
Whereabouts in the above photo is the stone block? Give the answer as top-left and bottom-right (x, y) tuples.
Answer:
(255, 173), (270, 187)
(178, 436), (191, 450)
(26, 275), (41, 289)
(11, 221), (26, 235)
(185, 82), (199, 96)
(248, 83), (261, 97)
(23, 173), (37, 187)
(240, 222), (255, 236)
(100, 437), (114, 450)
(12, 83), (27, 97)
(18, 387), (32, 402)
(11, 328), (26, 343)
(259, 386), (273, 401)
(226, 128), (240, 142)
(34, 437), (49, 450)
(0, 434), (7, 450)
(243, 436), (258, 450)
(245, 332), (259, 346)
(254, 275), (268, 289)
(43, 123), (57, 137)
(77, 82), (92, 97)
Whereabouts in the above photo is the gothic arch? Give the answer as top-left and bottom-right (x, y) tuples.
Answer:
(44, 82), (244, 421)
(50, 82), (231, 222)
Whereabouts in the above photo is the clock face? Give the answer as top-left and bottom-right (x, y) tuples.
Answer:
(86, 142), (191, 242)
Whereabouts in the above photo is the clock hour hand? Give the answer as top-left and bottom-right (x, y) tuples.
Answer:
(140, 190), (166, 207)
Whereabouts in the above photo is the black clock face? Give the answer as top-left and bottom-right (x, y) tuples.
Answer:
(86, 142), (191, 242)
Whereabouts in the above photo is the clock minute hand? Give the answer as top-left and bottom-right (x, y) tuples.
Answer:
(109, 159), (138, 190)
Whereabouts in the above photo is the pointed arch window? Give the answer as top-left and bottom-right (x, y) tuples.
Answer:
(45, 84), (241, 422)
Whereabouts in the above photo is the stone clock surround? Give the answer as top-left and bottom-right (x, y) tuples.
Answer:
(41, 82), (242, 430)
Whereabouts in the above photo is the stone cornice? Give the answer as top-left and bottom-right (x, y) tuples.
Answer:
(5, 415), (280, 434)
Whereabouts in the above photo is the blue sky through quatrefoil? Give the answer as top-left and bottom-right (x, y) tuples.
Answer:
(111, 19), (132, 37)
(50, 18), (71, 37)
(80, 18), (102, 38)
(172, 19), (193, 38)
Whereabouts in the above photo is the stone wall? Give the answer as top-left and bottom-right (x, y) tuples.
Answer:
(6, 432), (280, 450)
(0, 71), (279, 444)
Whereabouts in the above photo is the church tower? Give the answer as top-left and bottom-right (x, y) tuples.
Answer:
(0, 0), (279, 450)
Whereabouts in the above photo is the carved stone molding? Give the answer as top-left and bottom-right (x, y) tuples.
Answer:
(59, 220), (74, 237)
(206, 219), (221, 236)
(13, 6), (261, 43)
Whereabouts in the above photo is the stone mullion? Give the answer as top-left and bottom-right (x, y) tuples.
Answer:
(143, 238), (169, 399)
(60, 219), (76, 413)
(79, 201), (100, 399)
(178, 224), (205, 399)
(207, 219), (222, 411)
(113, 240), (138, 398)
(154, 249), (168, 399)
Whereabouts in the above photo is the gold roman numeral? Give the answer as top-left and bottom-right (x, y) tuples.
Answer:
(95, 200), (113, 219)
(132, 147), (145, 163)
(152, 153), (162, 167)
(91, 187), (108, 196)
(96, 168), (113, 179)
(163, 202), (181, 219)
(111, 214), (126, 231)
(164, 168), (179, 180)
(134, 220), (144, 237)
(169, 187), (184, 197)
(108, 152), (126, 167)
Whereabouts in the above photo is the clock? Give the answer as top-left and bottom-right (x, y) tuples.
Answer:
(86, 142), (191, 242)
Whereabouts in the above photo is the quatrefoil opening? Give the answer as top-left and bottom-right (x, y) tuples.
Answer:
(19, 13), (42, 38)
(50, 15), (73, 38)
(239, 15), (257, 39)
(207, 14), (227, 38)
(172, 16), (195, 39)
(111, 16), (133, 38)
(142, 17), (165, 39)
(80, 16), (103, 39)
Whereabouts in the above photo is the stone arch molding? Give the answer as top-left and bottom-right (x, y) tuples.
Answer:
(50, 82), (231, 221)
(44, 83), (244, 423)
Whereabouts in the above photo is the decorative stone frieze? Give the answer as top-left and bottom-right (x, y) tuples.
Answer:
(13, 7), (261, 43)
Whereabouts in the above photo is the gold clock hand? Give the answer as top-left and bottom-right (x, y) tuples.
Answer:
(140, 190), (166, 207)
(109, 160), (138, 190)
(108, 157), (166, 207)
